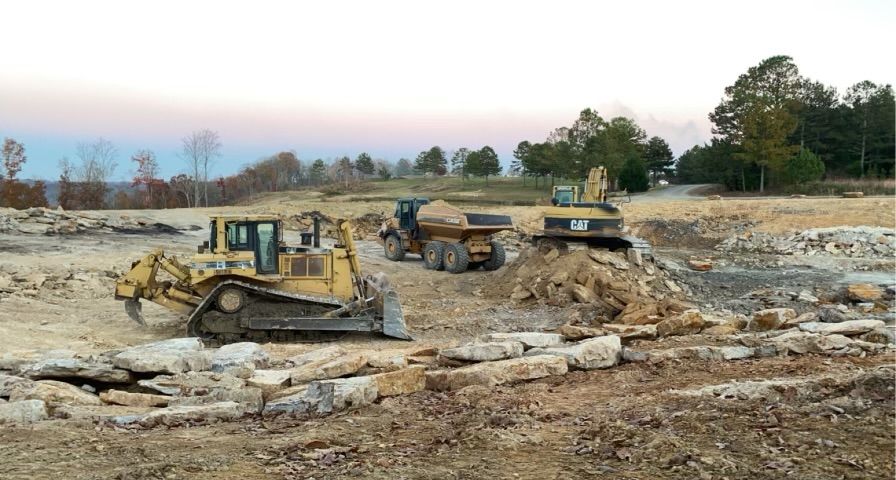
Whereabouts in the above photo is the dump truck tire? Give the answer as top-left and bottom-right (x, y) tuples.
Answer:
(482, 240), (506, 271)
(423, 242), (445, 270)
(444, 243), (470, 274)
(384, 234), (405, 261)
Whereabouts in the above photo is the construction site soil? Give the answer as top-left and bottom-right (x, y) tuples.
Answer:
(1, 195), (894, 479)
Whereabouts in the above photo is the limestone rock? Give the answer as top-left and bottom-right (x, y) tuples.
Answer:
(0, 399), (48, 424)
(8, 379), (103, 407)
(478, 332), (565, 349)
(424, 355), (567, 391)
(287, 346), (347, 367)
(137, 371), (245, 396)
(525, 336), (621, 370)
(588, 250), (629, 270)
(246, 369), (292, 401)
(859, 326), (895, 345)
(570, 284), (598, 304)
(100, 389), (170, 407)
(624, 345), (756, 363)
(602, 323), (657, 340)
(798, 320), (886, 336)
(749, 308), (796, 331)
(371, 366), (426, 397)
(768, 331), (853, 355)
(615, 302), (661, 325)
(112, 338), (210, 374)
(18, 358), (133, 384)
(112, 401), (245, 427)
(366, 352), (408, 369)
(0, 349), (77, 372)
(210, 342), (269, 378)
(263, 376), (378, 416)
(847, 283), (883, 302)
(543, 249), (560, 263)
(702, 324), (740, 336)
(439, 341), (523, 362)
(290, 353), (367, 384)
(656, 311), (705, 337)
(169, 386), (264, 414)
(558, 324), (606, 340)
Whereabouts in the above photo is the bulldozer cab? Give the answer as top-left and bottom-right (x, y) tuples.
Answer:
(395, 198), (430, 238)
(209, 217), (281, 275)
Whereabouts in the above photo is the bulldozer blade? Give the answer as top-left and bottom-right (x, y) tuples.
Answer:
(382, 289), (412, 340)
(124, 299), (146, 326)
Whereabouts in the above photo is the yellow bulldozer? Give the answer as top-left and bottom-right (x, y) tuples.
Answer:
(535, 167), (651, 256)
(114, 215), (411, 343)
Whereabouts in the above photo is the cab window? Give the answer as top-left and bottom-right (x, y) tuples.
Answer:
(226, 223), (250, 250)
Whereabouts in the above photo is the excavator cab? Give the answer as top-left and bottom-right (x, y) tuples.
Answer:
(551, 186), (579, 205)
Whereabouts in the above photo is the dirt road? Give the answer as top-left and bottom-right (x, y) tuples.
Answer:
(630, 184), (712, 203)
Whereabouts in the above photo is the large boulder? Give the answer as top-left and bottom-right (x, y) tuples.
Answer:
(263, 376), (378, 416)
(290, 353), (367, 384)
(768, 331), (853, 355)
(477, 332), (565, 349)
(112, 338), (210, 374)
(168, 386), (264, 414)
(439, 342), (524, 362)
(525, 336), (622, 370)
(8, 379), (102, 407)
(860, 327), (896, 345)
(623, 345), (757, 363)
(798, 320), (886, 336)
(18, 358), (133, 384)
(424, 355), (568, 392)
(137, 371), (245, 396)
(0, 349), (77, 372)
(246, 369), (292, 401)
(557, 324), (606, 340)
(748, 308), (796, 331)
(602, 323), (657, 340)
(614, 302), (661, 325)
(847, 283), (883, 302)
(0, 399), (48, 424)
(100, 389), (170, 408)
(210, 342), (269, 378)
(371, 366), (426, 397)
(656, 311), (706, 337)
(112, 401), (245, 427)
(286, 346), (346, 367)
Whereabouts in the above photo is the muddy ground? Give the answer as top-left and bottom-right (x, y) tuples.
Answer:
(0, 196), (894, 479)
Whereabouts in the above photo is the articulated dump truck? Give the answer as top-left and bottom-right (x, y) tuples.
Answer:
(114, 215), (411, 344)
(378, 198), (514, 273)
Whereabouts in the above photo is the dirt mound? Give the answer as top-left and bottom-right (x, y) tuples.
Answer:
(485, 246), (689, 325)
(631, 216), (757, 249)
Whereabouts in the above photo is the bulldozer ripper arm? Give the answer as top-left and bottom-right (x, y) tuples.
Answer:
(114, 250), (202, 322)
(337, 220), (367, 298)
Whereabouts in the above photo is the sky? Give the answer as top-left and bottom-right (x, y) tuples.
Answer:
(1, 0), (894, 181)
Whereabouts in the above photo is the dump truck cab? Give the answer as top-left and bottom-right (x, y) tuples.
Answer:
(394, 197), (430, 239)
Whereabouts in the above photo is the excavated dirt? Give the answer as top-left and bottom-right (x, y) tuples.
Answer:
(1, 197), (894, 479)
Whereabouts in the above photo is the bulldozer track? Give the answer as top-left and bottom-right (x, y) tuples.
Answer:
(186, 280), (357, 344)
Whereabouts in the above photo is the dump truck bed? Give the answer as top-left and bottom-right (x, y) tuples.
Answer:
(415, 204), (514, 239)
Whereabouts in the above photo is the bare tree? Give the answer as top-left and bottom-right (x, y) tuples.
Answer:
(74, 138), (118, 209)
(181, 129), (222, 207)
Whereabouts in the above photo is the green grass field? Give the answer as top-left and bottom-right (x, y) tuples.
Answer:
(338, 176), (569, 205)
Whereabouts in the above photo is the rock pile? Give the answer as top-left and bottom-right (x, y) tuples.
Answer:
(2, 315), (893, 427)
(716, 226), (895, 258)
(490, 246), (687, 324)
(0, 264), (118, 300)
(0, 207), (181, 235)
(291, 211), (386, 240)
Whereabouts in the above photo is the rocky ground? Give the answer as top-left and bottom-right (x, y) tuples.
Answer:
(0, 196), (894, 480)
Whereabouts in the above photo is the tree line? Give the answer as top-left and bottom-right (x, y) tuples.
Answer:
(510, 110), (674, 193)
(678, 55), (895, 191)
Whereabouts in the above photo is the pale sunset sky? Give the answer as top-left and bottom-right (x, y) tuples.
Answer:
(1, 0), (893, 180)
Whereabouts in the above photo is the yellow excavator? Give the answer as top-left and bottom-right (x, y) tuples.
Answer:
(114, 215), (411, 343)
(534, 167), (651, 256)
